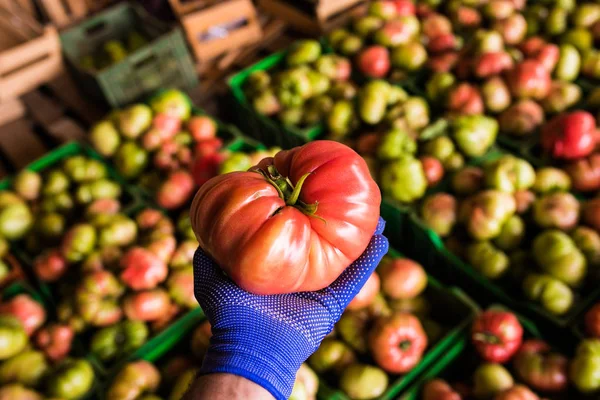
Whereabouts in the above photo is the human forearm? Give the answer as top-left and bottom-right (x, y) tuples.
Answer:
(183, 373), (274, 400)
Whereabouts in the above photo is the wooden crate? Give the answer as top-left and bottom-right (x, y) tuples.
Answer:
(181, 0), (263, 62)
(167, 0), (219, 16)
(0, 0), (38, 19)
(0, 8), (63, 103)
(258, 0), (367, 35)
(0, 72), (102, 177)
(37, 0), (89, 28)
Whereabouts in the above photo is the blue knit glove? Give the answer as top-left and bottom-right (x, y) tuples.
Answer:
(193, 218), (388, 400)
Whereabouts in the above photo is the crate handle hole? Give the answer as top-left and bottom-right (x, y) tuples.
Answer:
(197, 18), (249, 43)
(134, 54), (157, 69)
(85, 22), (108, 37)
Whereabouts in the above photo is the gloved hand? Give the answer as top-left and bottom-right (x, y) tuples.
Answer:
(193, 218), (388, 400)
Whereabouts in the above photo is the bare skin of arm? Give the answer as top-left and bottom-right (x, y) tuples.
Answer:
(183, 373), (275, 400)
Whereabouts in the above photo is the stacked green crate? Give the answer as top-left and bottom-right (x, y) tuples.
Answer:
(60, 3), (198, 107)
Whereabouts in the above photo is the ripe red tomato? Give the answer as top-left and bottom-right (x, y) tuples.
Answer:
(494, 385), (539, 400)
(446, 83), (484, 115)
(378, 258), (427, 299)
(190, 141), (381, 294)
(156, 170), (195, 210)
(189, 116), (217, 142)
(357, 46), (391, 79)
(393, 0), (415, 16)
(427, 52), (460, 73)
(420, 156), (444, 186)
(120, 247), (168, 290)
(35, 323), (74, 362)
(471, 310), (523, 363)
(368, 313), (428, 373)
(153, 113), (181, 140)
(347, 272), (380, 310)
(423, 379), (461, 400)
(191, 152), (228, 186)
(566, 154), (600, 192)
(34, 249), (67, 282)
(0, 294), (46, 336)
(195, 137), (223, 158)
(506, 60), (551, 100)
(123, 289), (172, 321)
(513, 339), (568, 392)
(585, 303), (600, 338)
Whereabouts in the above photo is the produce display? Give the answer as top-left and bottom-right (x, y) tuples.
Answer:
(417, 153), (600, 316)
(89, 89), (279, 210)
(415, 309), (586, 399)
(41, 205), (200, 368)
(0, 285), (95, 399)
(307, 253), (474, 399)
(106, 320), (319, 400)
(79, 31), (149, 71)
(4, 0), (600, 398)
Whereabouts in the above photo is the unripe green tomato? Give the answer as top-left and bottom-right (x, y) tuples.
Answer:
(391, 43), (427, 71)
(546, 7), (568, 36)
(555, 44), (581, 81)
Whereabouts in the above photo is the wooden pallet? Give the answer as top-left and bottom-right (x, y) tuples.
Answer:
(0, 72), (103, 177)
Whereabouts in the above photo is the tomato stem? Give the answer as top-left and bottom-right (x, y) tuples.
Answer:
(399, 340), (412, 351)
(253, 164), (324, 220)
(287, 173), (311, 206)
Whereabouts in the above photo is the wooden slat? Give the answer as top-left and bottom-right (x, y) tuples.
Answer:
(0, 159), (8, 179)
(45, 73), (104, 125)
(46, 118), (86, 143)
(21, 90), (65, 127)
(0, 118), (47, 169)
(0, 98), (26, 127)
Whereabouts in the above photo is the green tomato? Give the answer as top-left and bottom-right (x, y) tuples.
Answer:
(377, 129), (416, 161)
(0, 316), (27, 360)
(571, 339), (600, 393)
(466, 241), (510, 279)
(452, 115), (498, 158)
(0, 351), (48, 387)
(339, 364), (388, 400)
(380, 156), (427, 203)
(46, 359), (94, 400)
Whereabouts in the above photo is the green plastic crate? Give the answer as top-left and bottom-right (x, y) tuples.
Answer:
(227, 52), (324, 149)
(1, 282), (102, 399)
(99, 308), (205, 399)
(399, 308), (543, 400)
(60, 3), (198, 107)
(0, 141), (138, 205)
(317, 248), (479, 400)
(2, 141), (141, 302)
(381, 197), (600, 336)
(92, 308), (205, 378)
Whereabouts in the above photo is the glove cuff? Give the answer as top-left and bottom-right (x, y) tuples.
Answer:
(201, 347), (291, 400)
(199, 306), (312, 399)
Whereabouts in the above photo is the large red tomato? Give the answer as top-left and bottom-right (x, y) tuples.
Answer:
(471, 310), (523, 363)
(190, 141), (381, 294)
(368, 312), (428, 373)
